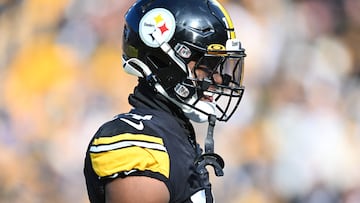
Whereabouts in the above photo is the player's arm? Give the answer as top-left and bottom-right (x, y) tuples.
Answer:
(105, 176), (170, 203)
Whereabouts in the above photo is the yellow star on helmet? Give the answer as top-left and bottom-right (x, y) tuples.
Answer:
(154, 14), (164, 24)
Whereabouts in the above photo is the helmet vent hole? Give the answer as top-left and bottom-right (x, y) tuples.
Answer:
(202, 27), (212, 33)
(190, 26), (214, 36)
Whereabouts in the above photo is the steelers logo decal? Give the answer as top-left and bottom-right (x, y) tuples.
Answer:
(139, 8), (176, 48)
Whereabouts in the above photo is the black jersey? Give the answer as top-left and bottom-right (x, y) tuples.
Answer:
(84, 84), (210, 203)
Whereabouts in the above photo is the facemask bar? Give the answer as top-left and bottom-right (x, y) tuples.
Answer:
(213, 87), (244, 121)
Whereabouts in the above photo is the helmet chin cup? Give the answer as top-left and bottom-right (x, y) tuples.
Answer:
(183, 100), (216, 123)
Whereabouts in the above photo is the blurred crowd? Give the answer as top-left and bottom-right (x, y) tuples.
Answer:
(0, 0), (359, 202)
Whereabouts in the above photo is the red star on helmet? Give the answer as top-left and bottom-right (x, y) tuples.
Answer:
(158, 23), (169, 34)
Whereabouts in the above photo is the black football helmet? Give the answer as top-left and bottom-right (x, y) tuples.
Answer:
(122, 0), (246, 122)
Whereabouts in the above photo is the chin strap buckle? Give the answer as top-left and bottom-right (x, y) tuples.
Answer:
(195, 152), (224, 177)
(196, 114), (224, 176)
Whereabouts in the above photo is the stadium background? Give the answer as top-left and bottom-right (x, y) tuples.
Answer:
(1, 0), (360, 202)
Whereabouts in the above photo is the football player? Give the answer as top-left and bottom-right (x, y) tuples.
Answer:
(84, 0), (246, 202)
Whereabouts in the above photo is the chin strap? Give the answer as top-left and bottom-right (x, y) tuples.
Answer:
(195, 114), (225, 203)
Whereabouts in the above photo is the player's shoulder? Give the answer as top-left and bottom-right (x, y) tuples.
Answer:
(94, 109), (162, 137)
(88, 109), (172, 180)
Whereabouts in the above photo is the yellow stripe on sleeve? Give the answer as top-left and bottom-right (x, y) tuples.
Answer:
(92, 133), (164, 146)
(90, 133), (170, 179)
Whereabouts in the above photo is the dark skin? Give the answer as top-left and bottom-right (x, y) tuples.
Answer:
(105, 176), (170, 203)
(105, 61), (223, 203)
